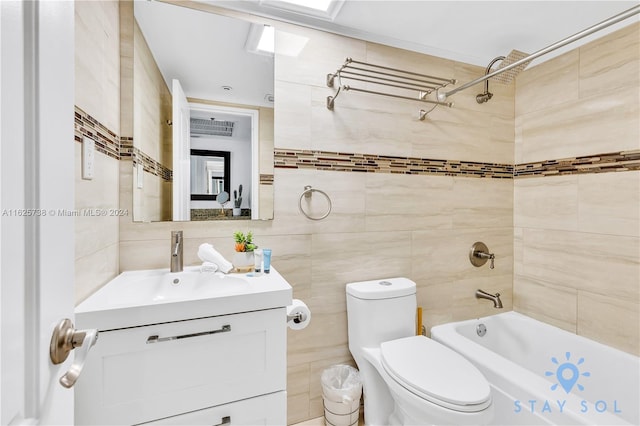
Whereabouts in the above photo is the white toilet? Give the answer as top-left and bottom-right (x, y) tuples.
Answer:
(346, 277), (494, 425)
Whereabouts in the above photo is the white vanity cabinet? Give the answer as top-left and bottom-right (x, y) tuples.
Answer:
(74, 267), (292, 425)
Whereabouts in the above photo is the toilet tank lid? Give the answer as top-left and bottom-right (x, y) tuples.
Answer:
(346, 278), (416, 299)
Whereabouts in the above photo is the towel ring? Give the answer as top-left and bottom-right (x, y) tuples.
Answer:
(298, 185), (332, 221)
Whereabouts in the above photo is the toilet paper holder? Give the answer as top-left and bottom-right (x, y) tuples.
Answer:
(287, 311), (308, 324)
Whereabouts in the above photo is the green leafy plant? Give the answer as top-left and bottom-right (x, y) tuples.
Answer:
(233, 184), (243, 208)
(233, 230), (256, 252)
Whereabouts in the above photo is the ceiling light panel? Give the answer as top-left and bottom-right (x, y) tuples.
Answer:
(260, 0), (345, 21)
(245, 23), (275, 55)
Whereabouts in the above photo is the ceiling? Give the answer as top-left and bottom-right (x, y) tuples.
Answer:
(135, 1), (275, 107)
(208, 0), (639, 66)
(138, 1), (638, 108)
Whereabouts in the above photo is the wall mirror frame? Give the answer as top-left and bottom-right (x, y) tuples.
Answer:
(190, 149), (230, 201)
(127, 0), (275, 223)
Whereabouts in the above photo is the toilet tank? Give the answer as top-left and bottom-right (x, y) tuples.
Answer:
(346, 278), (416, 351)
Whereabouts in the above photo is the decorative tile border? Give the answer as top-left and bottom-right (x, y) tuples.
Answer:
(76, 107), (638, 182)
(119, 137), (134, 160)
(275, 148), (640, 179)
(74, 106), (120, 160)
(260, 174), (274, 185)
(515, 150), (640, 178)
(275, 149), (513, 178)
(131, 148), (173, 182)
(120, 138), (172, 181)
(191, 208), (251, 221)
(75, 106), (172, 182)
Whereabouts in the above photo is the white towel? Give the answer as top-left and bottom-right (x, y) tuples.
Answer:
(197, 243), (233, 273)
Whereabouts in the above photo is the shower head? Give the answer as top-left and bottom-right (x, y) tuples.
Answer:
(491, 49), (531, 84)
(476, 49), (531, 104)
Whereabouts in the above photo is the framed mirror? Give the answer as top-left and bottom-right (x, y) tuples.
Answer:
(131, 1), (274, 222)
(190, 150), (230, 201)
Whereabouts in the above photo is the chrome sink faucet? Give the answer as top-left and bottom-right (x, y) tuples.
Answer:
(476, 289), (503, 308)
(171, 231), (183, 272)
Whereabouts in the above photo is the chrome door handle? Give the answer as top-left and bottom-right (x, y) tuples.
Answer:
(146, 324), (231, 344)
(49, 318), (98, 388)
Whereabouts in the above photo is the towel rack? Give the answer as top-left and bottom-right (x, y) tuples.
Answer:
(299, 185), (332, 221)
(326, 58), (456, 119)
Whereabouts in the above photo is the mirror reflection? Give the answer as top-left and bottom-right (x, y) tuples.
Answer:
(190, 150), (230, 200)
(132, 1), (274, 222)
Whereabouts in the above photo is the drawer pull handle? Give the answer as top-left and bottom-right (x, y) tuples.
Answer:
(214, 416), (231, 426)
(146, 324), (231, 344)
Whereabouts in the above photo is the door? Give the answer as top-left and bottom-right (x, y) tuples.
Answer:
(1, 1), (75, 424)
(172, 79), (191, 221)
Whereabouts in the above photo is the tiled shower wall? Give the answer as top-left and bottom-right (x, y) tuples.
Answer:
(513, 22), (640, 356)
(118, 18), (516, 424)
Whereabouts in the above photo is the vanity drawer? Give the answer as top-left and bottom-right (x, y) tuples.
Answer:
(75, 308), (286, 425)
(139, 391), (286, 425)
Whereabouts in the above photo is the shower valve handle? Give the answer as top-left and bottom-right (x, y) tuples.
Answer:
(470, 242), (495, 269)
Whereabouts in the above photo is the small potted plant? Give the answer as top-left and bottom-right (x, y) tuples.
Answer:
(232, 184), (243, 217)
(232, 230), (256, 272)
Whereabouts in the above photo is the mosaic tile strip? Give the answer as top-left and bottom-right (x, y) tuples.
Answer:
(191, 208), (251, 221)
(131, 147), (173, 182)
(515, 150), (640, 178)
(75, 107), (172, 182)
(74, 106), (120, 161)
(275, 149), (640, 179)
(120, 137), (134, 160)
(113, 135), (172, 181)
(75, 107), (638, 181)
(260, 174), (274, 185)
(274, 149), (514, 179)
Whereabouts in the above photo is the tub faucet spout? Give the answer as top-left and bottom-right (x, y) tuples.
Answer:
(476, 289), (503, 308)
(171, 231), (183, 273)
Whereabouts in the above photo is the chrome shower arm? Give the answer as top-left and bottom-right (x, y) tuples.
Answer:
(476, 55), (505, 104)
(439, 4), (640, 101)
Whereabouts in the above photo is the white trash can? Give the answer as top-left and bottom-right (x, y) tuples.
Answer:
(321, 365), (362, 426)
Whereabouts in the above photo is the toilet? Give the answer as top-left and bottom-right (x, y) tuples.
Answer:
(346, 277), (493, 425)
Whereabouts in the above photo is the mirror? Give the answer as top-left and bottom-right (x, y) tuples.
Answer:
(132, 1), (274, 222)
(190, 150), (230, 201)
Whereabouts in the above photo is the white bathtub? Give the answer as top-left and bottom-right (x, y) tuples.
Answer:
(431, 311), (639, 425)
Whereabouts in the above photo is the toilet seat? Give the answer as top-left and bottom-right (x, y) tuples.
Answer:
(380, 336), (491, 413)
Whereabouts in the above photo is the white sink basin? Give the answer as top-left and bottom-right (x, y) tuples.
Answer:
(76, 266), (292, 330)
(113, 268), (250, 304)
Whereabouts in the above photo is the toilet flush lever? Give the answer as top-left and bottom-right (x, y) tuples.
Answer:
(469, 242), (495, 269)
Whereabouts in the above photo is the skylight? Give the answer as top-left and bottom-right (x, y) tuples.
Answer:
(257, 25), (275, 54)
(245, 24), (274, 56)
(260, 0), (345, 21)
(278, 0), (333, 11)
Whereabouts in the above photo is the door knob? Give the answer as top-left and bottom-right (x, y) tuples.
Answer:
(49, 318), (98, 388)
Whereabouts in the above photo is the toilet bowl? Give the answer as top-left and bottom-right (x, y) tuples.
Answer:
(346, 278), (493, 425)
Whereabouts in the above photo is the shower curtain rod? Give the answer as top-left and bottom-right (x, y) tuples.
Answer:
(439, 4), (640, 101)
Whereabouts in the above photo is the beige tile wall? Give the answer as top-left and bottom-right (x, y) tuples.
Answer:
(513, 23), (640, 356)
(74, 0), (121, 302)
(119, 19), (515, 424)
(134, 20), (169, 161)
(132, 17), (172, 222)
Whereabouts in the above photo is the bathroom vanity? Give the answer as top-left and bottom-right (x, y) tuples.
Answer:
(74, 267), (292, 425)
